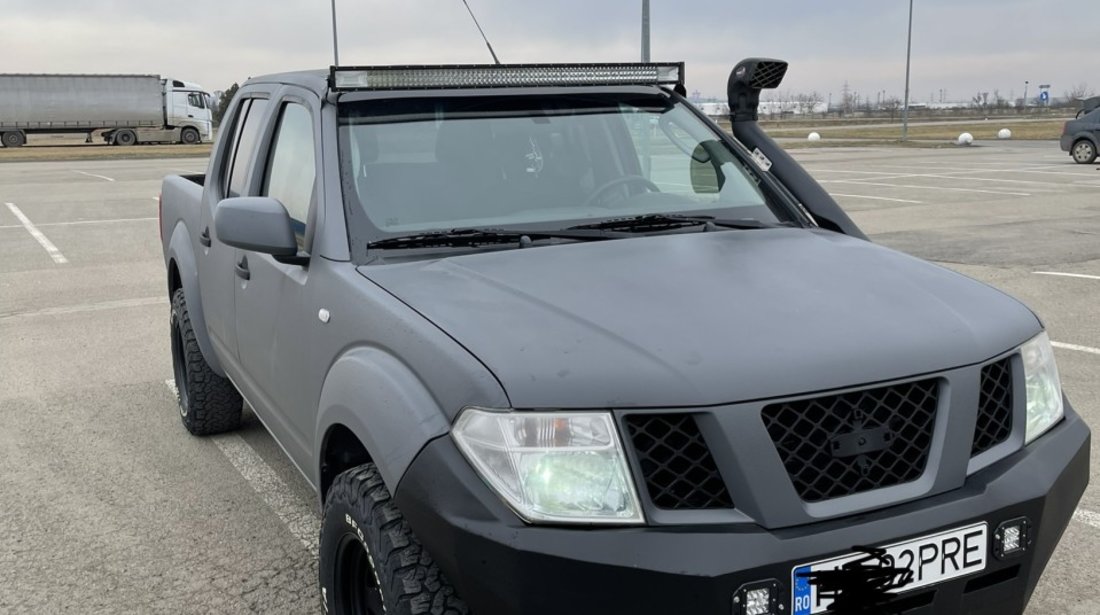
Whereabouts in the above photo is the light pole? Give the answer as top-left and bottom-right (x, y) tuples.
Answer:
(901, 0), (914, 141)
(641, 0), (651, 62)
(330, 0), (340, 66)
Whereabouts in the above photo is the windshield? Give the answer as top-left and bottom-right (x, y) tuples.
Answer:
(338, 92), (795, 244)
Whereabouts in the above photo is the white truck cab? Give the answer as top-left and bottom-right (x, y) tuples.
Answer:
(163, 79), (214, 143)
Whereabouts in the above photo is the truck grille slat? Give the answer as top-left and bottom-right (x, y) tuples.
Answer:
(624, 414), (733, 510)
(971, 358), (1014, 456)
(762, 379), (939, 503)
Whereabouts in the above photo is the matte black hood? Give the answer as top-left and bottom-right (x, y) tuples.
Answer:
(361, 229), (1041, 409)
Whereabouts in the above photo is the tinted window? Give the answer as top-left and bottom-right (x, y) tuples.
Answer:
(263, 103), (316, 242)
(227, 98), (269, 197)
(187, 93), (205, 109)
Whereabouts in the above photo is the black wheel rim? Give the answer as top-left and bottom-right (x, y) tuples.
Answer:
(170, 316), (190, 416)
(334, 535), (385, 615)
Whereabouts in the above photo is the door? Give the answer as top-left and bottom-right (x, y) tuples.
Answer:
(233, 98), (319, 471)
(198, 96), (269, 363)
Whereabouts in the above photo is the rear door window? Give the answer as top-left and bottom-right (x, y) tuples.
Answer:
(227, 99), (270, 197)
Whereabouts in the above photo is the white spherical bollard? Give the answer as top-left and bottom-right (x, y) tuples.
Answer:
(957, 132), (974, 146)
(808, 132), (822, 142)
(998, 128), (1013, 140)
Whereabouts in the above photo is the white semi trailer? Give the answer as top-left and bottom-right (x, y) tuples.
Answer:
(0, 74), (214, 147)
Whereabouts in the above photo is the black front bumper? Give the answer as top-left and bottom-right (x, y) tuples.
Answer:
(394, 409), (1089, 615)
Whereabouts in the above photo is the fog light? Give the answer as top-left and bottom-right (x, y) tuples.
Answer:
(993, 518), (1031, 559)
(733, 580), (780, 615)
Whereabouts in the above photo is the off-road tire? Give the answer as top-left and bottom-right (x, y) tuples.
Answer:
(114, 129), (137, 146)
(320, 464), (469, 615)
(1072, 139), (1097, 165)
(170, 288), (242, 435)
(1, 131), (26, 148)
(180, 127), (200, 145)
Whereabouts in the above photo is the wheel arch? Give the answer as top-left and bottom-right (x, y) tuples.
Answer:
(315, 346), (453, 506)
(318, 423), (373, 504)
(179, 125), (201, 144)
(166, 221), (226, 375)
(1073, 134), (1098, 147)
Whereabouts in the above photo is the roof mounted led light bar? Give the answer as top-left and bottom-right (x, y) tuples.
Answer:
(329, 63), (684, 91)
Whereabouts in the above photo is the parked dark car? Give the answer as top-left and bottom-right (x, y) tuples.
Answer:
(1062, 108), (1100, 164)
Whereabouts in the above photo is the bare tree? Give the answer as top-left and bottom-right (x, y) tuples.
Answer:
(971, 91), (990, 111)
(794, 92), (821, 118)
(1064, 83), (1095, 102)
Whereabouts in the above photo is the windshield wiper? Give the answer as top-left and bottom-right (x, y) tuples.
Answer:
(568, 214), (790, 233)
(368, 227), (624, 250)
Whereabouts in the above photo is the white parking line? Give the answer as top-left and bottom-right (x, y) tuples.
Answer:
(164, 380), (319, 556)
(830, 193), (923, 204)
(0, 296), (166, 321)
(0, 217), (158, 229)
(1034, 271), (1100, 281)
(1052, 342), (1100, 356)
(821, 170), (1062, 188)
(820, 180), (1031, 197)
(72, 170), (115, 182)
(211, 433), (320, 557)
(1073, 509), (1100, 531)
(4, 202), (68, 264)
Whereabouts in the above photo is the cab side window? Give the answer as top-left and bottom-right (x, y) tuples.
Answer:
(226, 99), (270, 197)
(188, 93), (205, 109)
(262, 103), (316, 246)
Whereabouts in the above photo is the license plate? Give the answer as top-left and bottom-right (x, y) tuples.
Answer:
(791, 523), (988, 615)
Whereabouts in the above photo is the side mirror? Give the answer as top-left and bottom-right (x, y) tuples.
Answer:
(214, 197), (298, 256)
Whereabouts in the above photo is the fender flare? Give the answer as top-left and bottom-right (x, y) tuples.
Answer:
(167, 221), (226, 375)
(315, 346), (452, 494)
(1073, 133), (1098, 147)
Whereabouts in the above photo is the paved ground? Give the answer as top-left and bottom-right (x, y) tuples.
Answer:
(0, 143), (1097, 613)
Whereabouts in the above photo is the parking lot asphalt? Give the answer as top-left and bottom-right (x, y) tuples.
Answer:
(0, 143), (1097, 613)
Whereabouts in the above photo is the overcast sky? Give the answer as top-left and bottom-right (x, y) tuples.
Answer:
(2, 1), (1096, 103)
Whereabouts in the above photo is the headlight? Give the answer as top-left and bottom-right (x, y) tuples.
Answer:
(1022, 332), (1064, 444)
(452, 408), (644, 525)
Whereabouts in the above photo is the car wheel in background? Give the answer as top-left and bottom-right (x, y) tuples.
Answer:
(114, 129), (137, 146)
(320, 464), (470, 615)
(1, 131), (26, 148)
(170, 288), (242, 435)
(180, 127), (200, 145)
(1072, 140), (1097, 164)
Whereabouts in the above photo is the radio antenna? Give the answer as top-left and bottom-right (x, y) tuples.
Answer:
(459, 0), (501, 65)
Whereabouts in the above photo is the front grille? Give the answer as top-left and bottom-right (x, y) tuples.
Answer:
(623, 414), (733, 510)
(762, 379), (939, 503)
(972, 358), (1014, 456)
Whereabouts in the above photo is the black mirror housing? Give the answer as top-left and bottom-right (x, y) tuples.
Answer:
(214, 197), (299, 257)
(727, 58), (789, 122)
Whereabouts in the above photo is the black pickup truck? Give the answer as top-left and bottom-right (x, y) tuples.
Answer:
(159, 59), (1089, 615)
